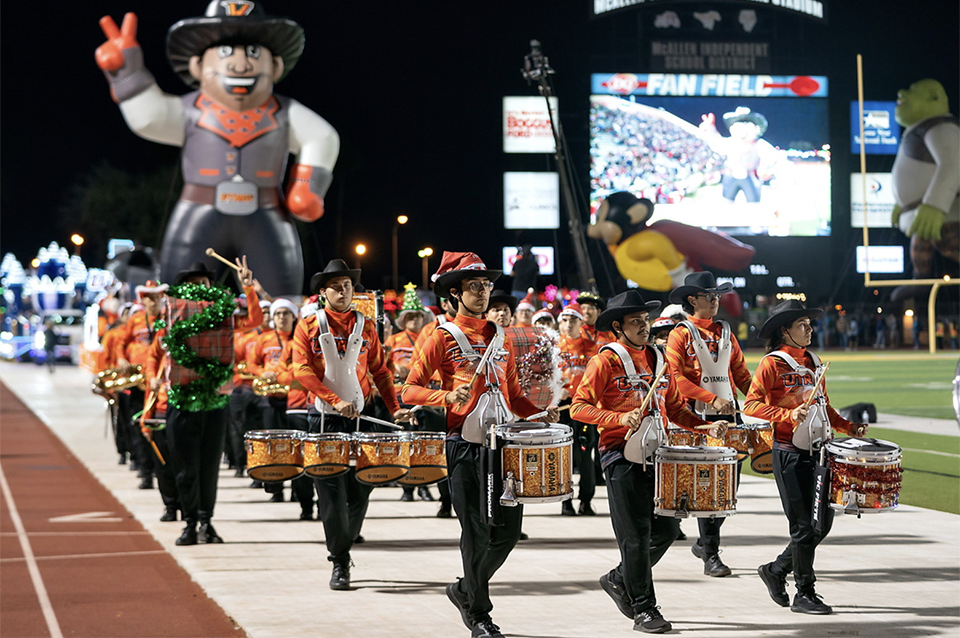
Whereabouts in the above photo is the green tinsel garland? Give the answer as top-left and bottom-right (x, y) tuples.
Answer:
(159, 283), (235, 412)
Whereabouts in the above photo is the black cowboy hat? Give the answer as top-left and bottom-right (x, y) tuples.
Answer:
(486, 290), (518, 314)
(310, 259), (360, 293)
(166, 1), (305, 88)
(431, 252), (501, 297)
(722, 107), (768, 136)
(668, 271), (734, 304)
(595, 290), (662, 332)
(175, 261), (217, 285)
(758, 300), (823, 339)
(577, 292), (607, 311)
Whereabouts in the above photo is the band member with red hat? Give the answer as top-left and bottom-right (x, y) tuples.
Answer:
(744, 300), (867, 615)
(556, 303), (600, 516)
(665, 271), (752, 577)
(95, 2), (338, 296)
(292, 259), (413, 591)
(514, 290), (536, 327)
(402, 251), (559, 638)
(571, 290), (726, 634)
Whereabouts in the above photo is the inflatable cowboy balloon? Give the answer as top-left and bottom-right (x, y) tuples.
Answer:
(890, 79), (959, 299)
(95, 1), (339, 296)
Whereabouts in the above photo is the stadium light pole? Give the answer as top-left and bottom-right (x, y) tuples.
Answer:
(418, 247), (433, 290)
(392, 215), (409, 291)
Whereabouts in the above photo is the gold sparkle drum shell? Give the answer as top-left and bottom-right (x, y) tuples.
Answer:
(654, 445), (737, 518)
(399, 432), (448, 485)
(245, 430), (304, 481)
(354, 432), (410, 485)
(497, 423), (573, 504)
(302, 432), (352, 478)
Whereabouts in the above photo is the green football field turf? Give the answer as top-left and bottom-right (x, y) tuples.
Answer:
(739, 351), (959, 514)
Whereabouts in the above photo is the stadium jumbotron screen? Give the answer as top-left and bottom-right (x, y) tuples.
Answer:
(590, 73), (831, 237)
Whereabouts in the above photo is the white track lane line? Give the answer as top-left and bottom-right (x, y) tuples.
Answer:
(0, 462), (64, 638)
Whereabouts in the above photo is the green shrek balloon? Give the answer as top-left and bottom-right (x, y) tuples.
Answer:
(890, 79), (959, 296)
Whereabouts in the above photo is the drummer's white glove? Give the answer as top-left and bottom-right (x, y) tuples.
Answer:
(392, 408), (416, 427)
(708, 420), (730, 439)
(711, 396), (735, 415)
(334, 400), (359, 419)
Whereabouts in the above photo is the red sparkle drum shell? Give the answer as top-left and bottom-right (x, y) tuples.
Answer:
(654, 445), (738, 518)
(245, 430), (304, 481)
(354, 432), (410, 485)
(302, 432), (352, 478)
(497, 423), (573, 504)
(826, 437), (902, 514)
(399, 432), (448, 485)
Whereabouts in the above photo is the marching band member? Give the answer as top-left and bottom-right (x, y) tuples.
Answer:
(577, 292), (615, 347)
(513, 290), (536, 327)
(230, 300), (272, 481)
(744, 300), (867, 615)
(665, 271), (752, 577)
(292, 259), (412, 591)
(146, 259), (263, 546)
(99, 302), (134, 466)
(402, 252), (558, 638)
(556, 303), (599, 516)
(570, 290), (724, 634)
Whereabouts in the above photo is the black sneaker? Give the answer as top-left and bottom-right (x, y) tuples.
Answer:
(199, 522), (223, 544)
(703, 553), (731, 577)
(400, 491), (414, 502)
(757, 563), (789, 607)
(418, 486), (435, 501)
(471, 617), (504, 638)
(175, 524), (198, 546)
(299, 508), (313, 521)
(118, 454), (127, 465)
(690, 542), (705, 560)
(138, 476), (154, 490)
(634, 606), (672, 633)
(437, 505), (453, 518)
(160, 507), (178, 522)
(445, 580), (471, 629)
(791, 590), (832, 615)
(354, 535), (365, 544)
(330, 562), (352, 590)
(676, 525), (687, 541)
(599, 572), (633, 619)
(269, 492), (285, 503)
(561, 500), (577, 516)
(578, 501), (597, 516)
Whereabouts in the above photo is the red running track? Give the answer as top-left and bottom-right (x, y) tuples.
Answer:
(0, 383), (246, 638)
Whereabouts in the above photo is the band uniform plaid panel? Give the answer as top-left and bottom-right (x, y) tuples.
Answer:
(166, 298), (235, 388)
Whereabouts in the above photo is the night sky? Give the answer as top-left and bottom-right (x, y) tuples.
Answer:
(1, 1), (957, 296)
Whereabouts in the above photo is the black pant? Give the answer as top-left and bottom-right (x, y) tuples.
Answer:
(572, 420), (598, 503)
(166, 406), (228, 524)
(695, 412), (743, 556)
(308, 413), (374, 563)
(605, 458), (680, 614)
(400, 404), (448, 502)
(229, 385), (266, 469)
(120, 389), (155, 476)
(282, 412), (317, 512)
(769, 448), (835, 593)
(151, 425), (181, 512)
(447, 438), (523, 622)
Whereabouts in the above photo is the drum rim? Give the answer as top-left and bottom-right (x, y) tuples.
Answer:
(495, 423), (573, 440)
(656, 445), (739, 460)
(302, 432), (352, 441)
(245, 430), (305, 440)
(354, 432), (407, 442)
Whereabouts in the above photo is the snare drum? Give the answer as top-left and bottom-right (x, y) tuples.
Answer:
(399, 432), (447, 485)
(497, 423), (573, 505)
(748, 424), (774, 474)
(654, 445), (738, 518)
(354, 432), (410, 485)
(706, 426), (752, 460)
(667, 427), (701, 447)
(245, 430), (304, 481)
(826, 437), (902, 514)
(302, 432), (353, 478)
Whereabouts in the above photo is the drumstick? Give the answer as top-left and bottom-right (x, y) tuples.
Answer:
(358, 414), (405, 430)
(800, 362), (831, 411)
(205, 248), (242, 272)
(624, 363), (668, 441)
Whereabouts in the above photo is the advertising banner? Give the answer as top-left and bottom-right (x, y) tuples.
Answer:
(504, 172), (560, 229)
(850, 101), (900, 155)
(503, 96), (558, 153)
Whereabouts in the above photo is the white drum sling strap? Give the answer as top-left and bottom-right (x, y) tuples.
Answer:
(602, 342), (666, 466)
(764, 349), (828, 452)
(678, 320), (735, 416)
(438, 322), (513, 444)
(313, 309), (366, 419)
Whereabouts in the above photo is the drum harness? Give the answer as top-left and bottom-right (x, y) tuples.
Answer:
(312, 308), (366, 434)
(438, 321), (513, 525)
(763, 350), (829, 453)
(677, 320), (739, 419)
(602, 342), (667, 469)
